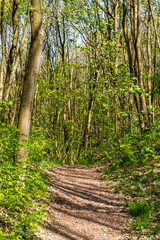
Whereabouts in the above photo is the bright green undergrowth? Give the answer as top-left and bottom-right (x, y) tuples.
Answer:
(0, 123), (50, 239)
(103, 128), (160, 239)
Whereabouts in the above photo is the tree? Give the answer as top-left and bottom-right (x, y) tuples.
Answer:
(16, 0), (44, 161)
(0, 0), (5, 100)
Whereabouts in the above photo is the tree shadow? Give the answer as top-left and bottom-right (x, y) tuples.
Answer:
(53, 193), (126, 215)
(42, 166), (130, 239)
(52, 180), (121, 202)
(45, 223), (91, 240)
(51, 181), (123, 208)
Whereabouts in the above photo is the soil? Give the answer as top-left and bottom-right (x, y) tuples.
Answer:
(37, 165), (133, 240)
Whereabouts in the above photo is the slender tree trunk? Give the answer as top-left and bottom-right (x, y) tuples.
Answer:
(147, 13), (152, 106)
(147, 11), (153, 123)
(114, 0), (119, 136)
(148, 0), (160, 49)
(69, 66), (74, 165)
(0, 0), (5, 100)
(3, 0), (19, 101)
(77, 69), (97, 158)
(133, 0), (149, 125)
(7, 18), (29, 105)
(16, 0), (44, 161)
(55, 10), (69, 163)
(123, 0), (149, 133)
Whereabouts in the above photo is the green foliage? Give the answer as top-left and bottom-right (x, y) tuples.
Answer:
(0, 162), (49, 239)
(75, 149), (94, 165)
(0, 124), (19, 161)
(28, 126), (66, 166)
(152, 62), (160, 95)
(104, 128), (158, 172)
(0, 121), (50, 239)
(103, 125), (160, 239)
(28, 127), (53, 164)
(129, 200), (150, 217)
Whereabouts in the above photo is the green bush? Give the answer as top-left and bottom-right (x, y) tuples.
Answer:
(129, 200), (150, 217)
(76, 149), (94, 165)
(0, 122), (50, 239)
(103, 125), (160, 238)
(0, 162), (49, 239)
(28, 126), (59, 166)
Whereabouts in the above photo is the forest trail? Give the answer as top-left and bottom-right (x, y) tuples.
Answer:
(37, 166), (132, 240)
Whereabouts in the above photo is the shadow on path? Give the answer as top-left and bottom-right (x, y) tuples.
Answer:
(39, 166), (131, 240)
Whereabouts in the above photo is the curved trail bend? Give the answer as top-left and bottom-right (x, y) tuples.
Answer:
(37, 166), (132, 240)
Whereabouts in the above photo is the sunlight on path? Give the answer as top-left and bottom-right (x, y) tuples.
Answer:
(37, 166), (132, 240)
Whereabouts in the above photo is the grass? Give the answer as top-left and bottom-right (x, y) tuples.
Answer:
(103, 160), (160, 239)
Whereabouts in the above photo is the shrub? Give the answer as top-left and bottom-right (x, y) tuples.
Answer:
(129, 200), (150, 217)
(0, 121), (49, 239)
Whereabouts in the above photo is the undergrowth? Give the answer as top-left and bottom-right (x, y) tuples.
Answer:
(0, 122), (50, 239)
(103, 128), (160, 239)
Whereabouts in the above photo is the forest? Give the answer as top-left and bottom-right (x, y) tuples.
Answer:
(0, 0), (160, 239)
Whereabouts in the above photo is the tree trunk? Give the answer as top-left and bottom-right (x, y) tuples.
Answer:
(123, 0), (149, 133)
(77, 69), (97, 158)
(16, 0), (44, 161)
(114, 0), (119, 136)
(3, 0), (19, 101)
(0, 0), (5, 100)
(148, 0), (160, 49)
(134, 0), (149, 123)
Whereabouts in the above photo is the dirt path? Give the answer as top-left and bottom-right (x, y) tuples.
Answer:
(37, 166), (132, 240)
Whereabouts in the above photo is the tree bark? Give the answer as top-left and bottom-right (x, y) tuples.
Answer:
(114, 0), (119, 136)
(123, 0), (149, 133)
(16, 0), (44, 161)
(0, 0), (5, 100)
(3, 0), (19, 101)
(148, 0), (160, 49)
(133, 0), (149, 130)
